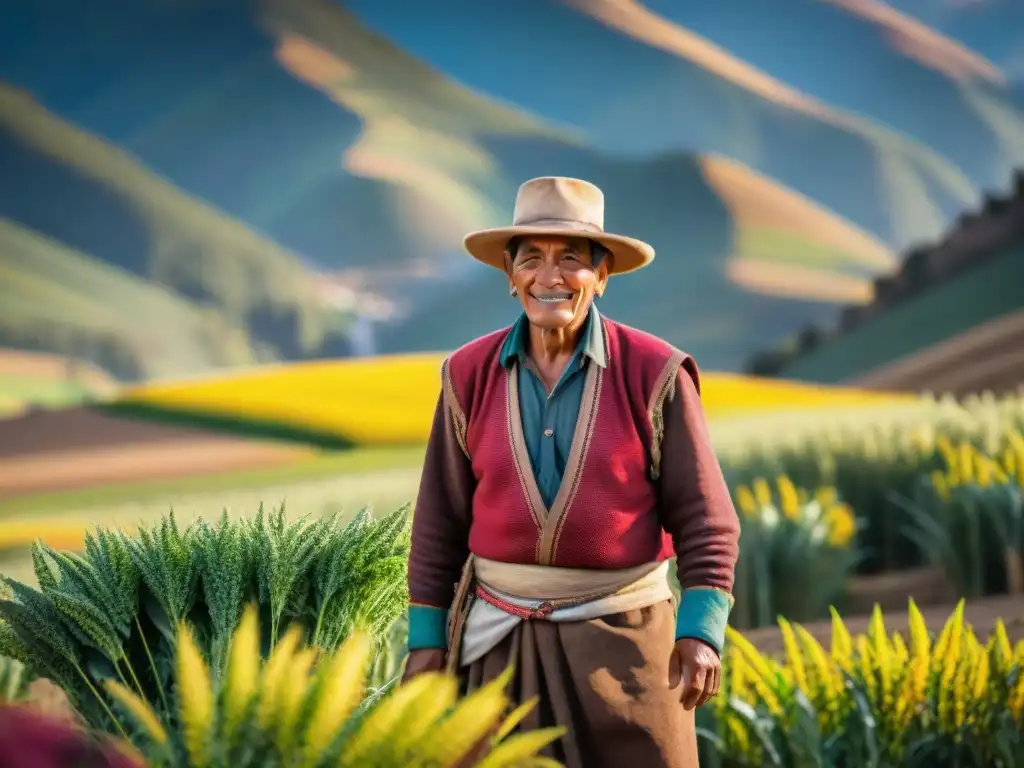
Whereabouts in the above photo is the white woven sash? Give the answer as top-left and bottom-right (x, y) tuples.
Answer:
(459, 558), (673, 667)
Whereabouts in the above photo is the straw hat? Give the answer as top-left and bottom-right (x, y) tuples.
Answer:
(463, 177), (655, 275)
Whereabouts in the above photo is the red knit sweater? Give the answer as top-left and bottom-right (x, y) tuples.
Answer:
(449, 318), (693, 568)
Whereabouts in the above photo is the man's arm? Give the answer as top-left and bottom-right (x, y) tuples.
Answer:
(656, 365), (741, 656)
(406, 375), (475, 655)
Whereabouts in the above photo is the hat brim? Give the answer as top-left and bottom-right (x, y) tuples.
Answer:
(463, 224), (655, 275)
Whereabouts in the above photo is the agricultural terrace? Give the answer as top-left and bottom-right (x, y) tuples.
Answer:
(112, 353), (912, 446)
(0, 355), (1022, 765)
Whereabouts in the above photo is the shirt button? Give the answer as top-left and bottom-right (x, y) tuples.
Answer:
(543, 428), (554, 438)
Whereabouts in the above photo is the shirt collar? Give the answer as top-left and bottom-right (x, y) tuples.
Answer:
(500, 305), (607, 369)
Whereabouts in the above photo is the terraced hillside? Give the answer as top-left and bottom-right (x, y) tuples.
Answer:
(781, 242), (1024, 392)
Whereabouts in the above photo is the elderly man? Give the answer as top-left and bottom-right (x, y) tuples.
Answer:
(402, 177), (740, 767)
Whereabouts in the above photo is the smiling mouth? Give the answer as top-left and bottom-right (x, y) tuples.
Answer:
(531, 292), (573, 304)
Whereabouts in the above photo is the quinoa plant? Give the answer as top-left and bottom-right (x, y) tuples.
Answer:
(103, 604), (565, 767)
(0, 504), (411, 739)
(0, 654), (33, 703)
(700, 600), (1024, 768)
(0, 581), (36, 703)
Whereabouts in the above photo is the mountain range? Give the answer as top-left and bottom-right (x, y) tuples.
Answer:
(0, 0), (1021, 377)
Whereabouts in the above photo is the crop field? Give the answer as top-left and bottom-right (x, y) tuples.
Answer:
(0, 353), (1021, 766)
(0, 347), (119, 416)
(0, 444), (425, 585)
(0, 355), (913, 594)
(114, 353), (911, 446)
(0, 351), (956, 592)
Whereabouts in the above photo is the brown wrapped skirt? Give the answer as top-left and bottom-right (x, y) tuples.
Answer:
(461, 599), (698, 768)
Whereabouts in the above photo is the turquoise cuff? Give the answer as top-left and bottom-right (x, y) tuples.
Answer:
(675, 587), (733, 655)
(408, 605), (448, 650)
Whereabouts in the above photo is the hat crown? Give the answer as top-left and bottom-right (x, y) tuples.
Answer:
(511, 177), (605, 231)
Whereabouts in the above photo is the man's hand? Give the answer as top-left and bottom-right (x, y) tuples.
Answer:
(401, 648), (446, 683)
(668, 637), (721, 710)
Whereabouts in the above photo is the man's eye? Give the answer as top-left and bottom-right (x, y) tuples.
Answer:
(561, 253), (579, 261)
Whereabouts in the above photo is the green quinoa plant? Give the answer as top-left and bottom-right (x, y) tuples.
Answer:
(0, 504), (410, 738)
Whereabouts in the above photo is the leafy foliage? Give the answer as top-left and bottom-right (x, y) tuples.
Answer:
(700, 600), (1024, 768)
(0, 581), (37, 703)
(0, 505), (410, 740)
(105, 604), (565, 767)
(720, 392), (1024, 574)
(0, 654), (34, 703)
(730, 476), (862, 628)
(892, 434), (1024, 598)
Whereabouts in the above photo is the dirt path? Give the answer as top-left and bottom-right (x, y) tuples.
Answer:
(0, 407), (312, 498)
(745, 593), (1024, 655)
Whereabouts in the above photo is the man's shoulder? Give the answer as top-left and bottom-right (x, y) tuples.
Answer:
(443, 327), (513, 404)
(602, 316), (700, 394)
(447, 327), (511, 369)
(602, 316), (689, 364)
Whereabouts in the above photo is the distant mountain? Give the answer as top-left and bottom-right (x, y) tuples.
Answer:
(644, 0), (1024, 193)
(0, 0), (1017, 377)
(876, 0), (1024, 78)
(0, 84), (351, 379)
(0, 219), (227, 379)
(375, 140), (894, 370)
(339, 0), (986, 250)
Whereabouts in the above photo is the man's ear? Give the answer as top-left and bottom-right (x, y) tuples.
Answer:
(595, 260), (610, 297)
(504, 250), (515, 291)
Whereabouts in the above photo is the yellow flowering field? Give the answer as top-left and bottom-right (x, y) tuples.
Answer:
(0, 520), (101, 552)
(727, 475), (861, 628)
(707, 600), (1024, 767)
(117, 353), (909, 446)
(718, 392), (1024, 574)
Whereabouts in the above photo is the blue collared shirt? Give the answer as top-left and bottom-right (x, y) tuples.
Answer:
(499, 306), (607, 508)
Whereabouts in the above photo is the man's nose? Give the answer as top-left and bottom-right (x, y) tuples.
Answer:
(535, 260), (564, 285)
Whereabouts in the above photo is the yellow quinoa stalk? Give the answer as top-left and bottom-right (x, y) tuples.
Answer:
(257, 624), (304, 729)
(176, 621), (215, 767)
(867, 606), (894, 710)
(274, 646), (317, 753)
(752, 477), (773, 508)
(829, 607), (854, 674)
(385, 676), (461, 758)
(936, 602), (966, 734)
(776, 475), (801, 520)
(300, 629), (374, 767)
(339, 673), (442, 764)
(856, 635), (877, 702)
(103, 680), (169, 748)
(414, 666), (515, 766)
(725, 627), (783, 716)
(778, 618), (809, 693)
(222, 604), (260, 740)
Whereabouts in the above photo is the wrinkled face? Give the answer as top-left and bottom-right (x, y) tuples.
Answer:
(505, 235), (610, 330)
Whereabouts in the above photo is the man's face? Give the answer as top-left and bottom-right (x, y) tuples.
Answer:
(506, 236), (610, 331)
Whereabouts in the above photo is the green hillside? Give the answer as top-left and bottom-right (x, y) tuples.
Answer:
(0, 83), (346, 373)
(0, 220), (253, 379)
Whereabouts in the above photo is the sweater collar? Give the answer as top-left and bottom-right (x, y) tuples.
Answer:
(500, 305), (607, 369)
